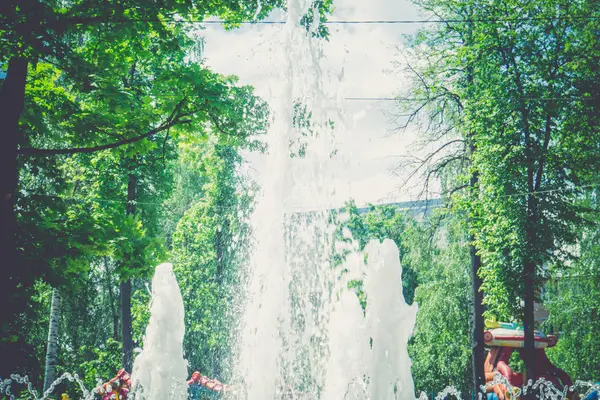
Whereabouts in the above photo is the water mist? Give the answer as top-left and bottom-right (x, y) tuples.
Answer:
(233, 0), (418, 398)
(131, 263), (188, 400)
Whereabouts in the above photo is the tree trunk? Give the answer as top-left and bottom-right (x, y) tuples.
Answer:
(121, 173), (137, 371)
(464, 26), (486, 394)
(523, 192), (538, 390)
(120, 279), (133, 371)
(105, 257), (120, 340)
(468, 150), (486, 397)
(0, 57), (28, 333)
(469, 232), (485, 396)
(43, 288), (61, 392)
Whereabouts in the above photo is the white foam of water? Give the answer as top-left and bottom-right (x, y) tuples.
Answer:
(364, 240), (417, 399)
(131, 263), (188, 400)
(323, 240), (418, 400)
(233, 0), (420, 397)
(234, 0), (330, 397)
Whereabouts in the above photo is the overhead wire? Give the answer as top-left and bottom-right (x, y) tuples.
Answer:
(95, 92), (599, 102)
(24, 183), (600, 208)
(343, 96), (598, 102)
(98, 15), (600, 25)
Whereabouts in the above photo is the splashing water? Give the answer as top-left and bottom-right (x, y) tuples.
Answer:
(0, 372), (98, 400)
(233, 0), (419, 397)
(2, 1), (599, 399)
(362, 240), (417, 399)
(322, 240), (418, 400)
(233, 0), (339, 398)
(131, 263), (188, 400)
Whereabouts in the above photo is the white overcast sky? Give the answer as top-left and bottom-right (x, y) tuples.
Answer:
(200, 0), (440, 209)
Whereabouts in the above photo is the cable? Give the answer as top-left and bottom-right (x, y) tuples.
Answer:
(88, 92), (598, 102)
(24, 182), (600, 208)
(434, 183), (600, 203)
(99, 15), (600, 25)
(344, 97), (598, 102)
(502, 183), (600, 199)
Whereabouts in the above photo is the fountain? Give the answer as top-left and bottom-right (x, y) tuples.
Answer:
(131, 263), (188, 400)
(322, 240), (418, 400)
(232, 0), (419, 398)
(2, 0), (595, 399)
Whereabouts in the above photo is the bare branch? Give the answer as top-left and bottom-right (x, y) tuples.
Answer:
(394, 139), (466, 192)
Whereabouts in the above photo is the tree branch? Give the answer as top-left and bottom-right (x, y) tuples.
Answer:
(18, 120), (184, 156)
(447, 184), (469, 198)
(535, 111), (553, 191)
(19, 97), (189, 157)
(394, 139), (466, 192)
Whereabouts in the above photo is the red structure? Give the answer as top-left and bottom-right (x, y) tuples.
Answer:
(483, 322), (572, 399)
(187, 371), (232, 392)
(96, 369), (232, 397)
(96, 369), (131, 400)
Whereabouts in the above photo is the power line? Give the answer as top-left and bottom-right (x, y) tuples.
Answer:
(504, 183), (600, 199)
(25, 182), (600, 208)
(101, 15), (599, 25)
(344, 96), (598, 102)
(437, 183), (600, 202)
(100, 92), (599, 102)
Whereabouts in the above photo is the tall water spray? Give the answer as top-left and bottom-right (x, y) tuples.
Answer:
(363, 241), (417, 399)
(131, 263), (188, 400)
(234, 0), (419, 398)
(234, 0), (337, 397)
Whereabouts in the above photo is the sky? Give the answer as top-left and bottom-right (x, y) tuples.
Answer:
(200, 0), (440, 208)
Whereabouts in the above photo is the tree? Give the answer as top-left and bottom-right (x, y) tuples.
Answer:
(401, 0), (600, 389)
(43, 288), (61, 392)
(1, 0), (334, 386)
(0, 0), (332, 364)
(464, 1), (600, 385)
(394, 1), (485, 390)
(407, 213), (473, 395)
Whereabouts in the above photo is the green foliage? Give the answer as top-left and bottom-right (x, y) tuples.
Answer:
(545, 217), (600, 382)
(398, 0), (600, 387)
(300, 0), (335, 39)
(169, 137), (256, 379)
(401, 1), (600, 375)
(466, 0), (600, 326)
(76, 338), (122, 389)
(407, 213), (472, 395)
(290, 101), (335, 158)
(109, 215), (167, 281)
(335, 201), (417, 304)
(131, 287), (151, 346)
(347, 280), (367, 313)
(509, 350), (525, 375)
(2, 0), (283, 381)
